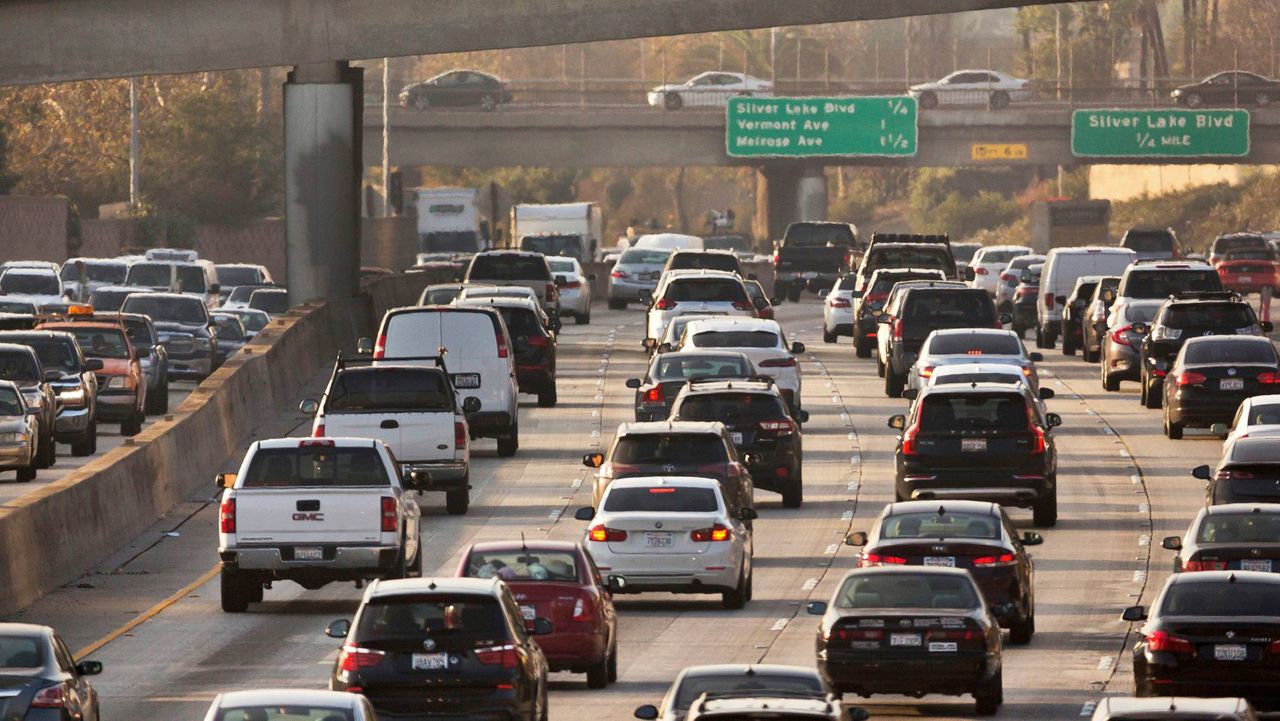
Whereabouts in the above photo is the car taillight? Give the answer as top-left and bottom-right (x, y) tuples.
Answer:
(973, 552), (1017, 567)
(919, 366), (934, 378)
(572, 594), (594, 622)
(476, 643), (518, 668)
(454, 421), (467, 450)
(611, 270), (629, 279)
(1026, 404), (1047, 454)
(691, 524), (731, 542)
(901, 415), (922, 456)
(759, 357), (797, 368)
(1146, 630), (1195, 654)
(588, 525), (628, 542)
(842, 250), (853, 267)
(527, 334), (549, 347)
(1259, 372), (1280, 385)
(976, 267), (989, 276)
(827, 626), (884, 642)
(892, 318), (904, 341)
(642, 386), (664, 404)
(760, 419), (796, 435)
(1110, 324), (1133, 346)
(655, 298), (677, 310)
(860, 553), (907, 566)
(1044, 294), (1055, 309)
(772, 250), (781, 267)
(1176, 371), (1207, 386)
(219, 497), (236, 533)
(312, 419), (325, 437)
(381, 496), (397, 532)
(732, 300), (755, 313)
(562, 280), (583, 289)
(1216, 469), (1255, 480)
(1000, 273), (1016, 282)
(338, 645), (386, 672)
(829, 297), (851, 308)
(546, 282), (557, 300)
(1183, 559), (1228, 572)
(925, 628), (982, 642)
(373, 333), (387, 359)
(30, 685), (66, 708)
(495, 327), (509, 358)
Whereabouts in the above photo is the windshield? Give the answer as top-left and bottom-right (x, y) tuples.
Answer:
(674, 675), (824, 711)
(354, 595), (506, 643)
(231, 311), (269, 333)
(547, 259), (577, 275)
(1125, 303), (1162, 323)
(249, 291), (289, 314)
(241, 447), (389, 487)
(666, 279), (747, 304)
(677, 393), (787, 423)
(1196, 512), (1280, 543)
(870, 247), (951, 271)
(0, 300), (36, 314)
(611, 434), (727, 464)
(785, 224), (855, 247)
(870, 272), (940, 295)
(881, 511), (1001, 540)
(216, 708), (352, 721)
(927, 334), (1022, 356)
(1160, 581), (1280, 616)
(653, 355), (750, 382)
(520, 234), (582, 257)
(463, 550), (580, 582)
(920, 393), (1029, 432)
(0, 350), (40, 383)
(213, 316), (245, 341)
(0, 337), (79, 372)
(215, 266), (263, 286)
(951, 245), (981, 263)
(669, 254), (740, 273)
(0, 636), (43, 668)
(1123, 231), (1175, 251)
(422, 231), (479, 252)
(0, 387), (21, 415)
(328, 369), (453, 412)
(121, 318), (154, 347)
(125, 263), (172, 288)
(619, 249), (671, 265)
(691, 330), (778, 349)
(469, 255), (550, 281)
(835, 572), (980, 609)
(0, 273), (59, 295)
(1121, 270), (1222, 298)
(1162, 304), (1255, 329)
(421, 287), (463, 305)
(603, 485), (719, 513)
(63, 327), (131, 359)
(1183, 341), (1278, 365)
(497, 308), (544, 339)
(1214, 235), (1269, 256)
(978, 249), (1027, 264)
(122, 296), (208, 325)
(60, 262), (127, 283)
(703, 236), (751, 253)
(904, 291), (996, 325)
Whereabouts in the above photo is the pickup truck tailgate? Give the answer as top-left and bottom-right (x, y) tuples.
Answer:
(323, 412), (454, 464)
(234, 488), (385, 544)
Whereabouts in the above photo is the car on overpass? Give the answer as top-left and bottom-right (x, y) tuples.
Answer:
(398, 69), (512, 111)
(908, 69), (1031, 110)
(1171, 71), (1280, 108)
(647, 72), (772, 110)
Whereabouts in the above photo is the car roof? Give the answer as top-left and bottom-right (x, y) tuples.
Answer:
(929, 328), (1017, 338)
(0, 342), (39, 356)
(1167, 569), (1280, 586)
(475, 250), (546, 259)
(691, 696), (835, 718)
(931, 363), (1023, 376)
(366, 576), (505, 600)
(213, 689), (361, 709)
(2, 268), (56, 276)
(978, 245), (1032, 252)
(1048, 246), (1134, 256)
(467, 540), (579, 554)
(255, 437), (382, 450)
(126, 292), (197, 302)
(39, 321), (125, 332)
(678, 663), (821, 679)
(455, 296), (541, 313)
(886, 500), (999, 516)
(869, 268), (946, 277)
(618, 420), (725, 435)
(1182, 335), (1272, 347)
(1097, 696), (1251, 715)
(842, 565), (973, 580)
(671, 249), (736, 257)
(1203, 502), (1280, 516)
(610, 476), (722, 491)
(920, 381), (1028, 397)
(677, 378), (780, 396)
(652, 349), (751, 361)
(684, 317), (779, 333)
(1125, 261), (1213, 271)
(664, 269), (740, 281)
(0, 622), (48, 637)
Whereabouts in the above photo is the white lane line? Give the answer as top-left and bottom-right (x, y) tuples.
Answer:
(1118, 448), (1131, 458)
(1138, 535), (1151, 546)
(1131, 474), (1141, 484)
(1085, 408), (1097, 416)
(1138, 503), (1150, 513)
(850, 455), (860, 466)
(570, 478), (582, 489)
(548, 509), (562, 520)
(847, 432), (857, 440)
(1097, 656), (1114, 670)
(802, 578), (819, 591)
(1080, 701), (1098, 716)
(771, 619), (788, 631)
(840, 510), (853, 521)
(825, 543), (840, 555)
(1101, 427), (1115, 435)
(1133, 570), (1147, 583)
(847, 481), (860, 492)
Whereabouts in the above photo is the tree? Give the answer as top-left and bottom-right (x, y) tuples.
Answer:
(0, 124), (17, 194)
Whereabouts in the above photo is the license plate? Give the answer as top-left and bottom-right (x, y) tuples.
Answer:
(411, 652), (451, 671)
(1214, 644), (1247, 661)
(294, 546), (323, 561)
(961, 438), (987, 452)
(1238, 276), (1253, 283)
(1242, 559), (1273, 572)
(643, 272), (659, 280)
(1221, 378), (1244, 391)
(452, 373), (481, 389)
(520, 605), (537, 621)
(730, 432), (743, 445)
(645, 532), (672, 548)
(802, 272), (819, 279)
(890, 633), (921, 647)
(928, 642), (958, 652)
(924, 556), (956, 567)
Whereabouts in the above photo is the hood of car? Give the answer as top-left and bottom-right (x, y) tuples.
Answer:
(0, 418), (28, 432)
(93, 358), (134, 375)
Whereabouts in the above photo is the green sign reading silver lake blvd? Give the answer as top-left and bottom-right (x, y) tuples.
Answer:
(726, 96), (918, 158)
(1071, 109), (1250, 158)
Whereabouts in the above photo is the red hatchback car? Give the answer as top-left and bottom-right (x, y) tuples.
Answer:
(1215, 248), (1280, 295)
(457, 540), (619, 688)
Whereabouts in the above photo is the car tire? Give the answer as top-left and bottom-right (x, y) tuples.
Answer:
(576, 312), (590, 325)
(121, 410), (143, 437)
(146, 382), (169, 415)
(497, 424), (519, 457)
(16, 462), (35, 482)
(722, 569), (748, 610)
(220, 569), (254, 613)
(71, 420), (97, 457)
(1062, 332), (1076, 356)
(989, 90), (1010, 110)
(1144, 379), (1163, 410)
(408, 544), (424, 578)
(1032, 491), (1057, 527)
(875, 356), (886, 378)
(538, 384), (558, 408)
(884, 367), (904, 398)
(446, 487), (470, 515)
(855, 337), (872, 358)
(1103, 368), (1121, 392)
(1008, 609), (1034, 645)
(782, 482), (803, 509)
(607, 298), (627, 310)
(973, 667), (1003, 715)
(586, 653), (610, 689)
(36, 431), (54, 469)
(479, 94), (497, 112)
(1185, 91), (1203, 108)
(1034, 325), (1046, 348)
(664, 92), (683, 110)
(918, 91), (938, 110)
(1042, 326), (1058, 349)
(607, 644), (619, 682)
(822, 326), (837, 344)
(1083, 346), (1099, 363)
(1164, 411), (1184, 440)
(788, 285), (802, 303)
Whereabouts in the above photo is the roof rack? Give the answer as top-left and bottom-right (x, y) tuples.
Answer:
(685, 375), (776, 389)
(869, 232), (951, 247)
(1169, 290), (1242, 301)
(692, 690), (833, 712)
(1132, 258), (1207, 265)
(333, 353), (449, 372)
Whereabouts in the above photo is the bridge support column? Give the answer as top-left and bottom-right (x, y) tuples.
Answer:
(753, 165), (828, 244)
(284, 62), (363, 303)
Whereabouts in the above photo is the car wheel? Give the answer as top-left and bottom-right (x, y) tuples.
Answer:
(1144, 379), (1163, 410)
(446, 486), (470, 516)
(1008, 609), (1034, 645)
(497, 423), (519, 457)
(1034, 325), (1046, 349)
(146, 382), (168, 415)
(884, 367), (904, 398)
(918, 91), (938, 110)
(1083, 346), (1099, 363)
(664, 92), (684, 110)
(989, 90), (1010, 110)
(576, 311), (590, 325)
(822, 326), (837, 344)
(1258, 92), (1272, 107)
(973, 667), (1003, 715)
(855, 336), (872, 358)
(537, 383), (558, 408)
(1043, 326), (1058, 349)
(787, 285), (802, 303)
(1185, 92), (1203, 108)
(782, 482), (802, 509)
(1062, 332), (1076, 356)
(408, 544), (424, 578)
(607, 298), (627, 311)
(479, 94), (497, 112)
(722, 569), (748, 609)
(876, 356), (886, 378)
(1103, 368), (1121, 392)
(36, 431), (54, 469)
(586, 653), (610, 689)
(1032, 491), (1057, 527)
(16, 461), (35, 482)
(71, 420), (97, 457)
(220, 569), (254, 613)
(121, 410), (143, 437)
(413, 94), (431, 110)
(607, 644), (619, 682)
(1164, 410), (1184, 440)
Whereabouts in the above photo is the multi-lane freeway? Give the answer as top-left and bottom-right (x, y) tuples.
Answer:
(4, 300), (1226, 720)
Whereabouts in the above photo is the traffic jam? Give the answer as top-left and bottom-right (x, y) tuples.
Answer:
(7, 226), (1280, 721)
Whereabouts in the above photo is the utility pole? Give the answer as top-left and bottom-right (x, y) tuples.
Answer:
(382, 58), (391, 217)
(770, 27), (778, 86)
(1055, 7), (1063, 101)
(129, 76), (140, 209)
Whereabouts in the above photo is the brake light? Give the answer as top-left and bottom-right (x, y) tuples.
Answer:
(572, 594), (594, 622)
(338, 645), (386, 672)
(772, 250), (781, 267)
(691, 524), (732, 542)
(373, 333), (387, 359)
(1027, 404), (1046, 454)
(860, 553), (907, 566)
(588, 525), (628, 542)
(219, 497), (236, 533)
(381, 496), (397, 533)
(495, 326), (509, 359)
(732, 300), (755, 313)
(1176, 371), (1207, 386)
(759, 357), (797, 368)
(527, 334), (549, 348)
(610, 270), (629, 279)
(299, 439), (335, 448)
(842, 250), (853, 268)
(1183, 559), (1228, 572)
(312, 420), (325, 437)
(920, 366), (935, 378)
(975, 267), (989, 276)
(901, 414), (922, 456)
(454, 421), (467, 450)
(829, 296), (852, 309)
(760, 419), (796, 434)
(827, 626), (884, 642)
(1268, 640), (1280, 655)
(1044, 294), (1055, 309)
(1216, 469), (1255, 480)
(475, 643), (518, 668)
(926, 628), (982, 642)
(973, 552), (1017, 566)
(648, 487), (676, 493)
(1259, 372), (1280, 386)
(546, 282), (557, 301)
(562, 280), (583, 289)
(30, 685), (66, 708)
(1146, 630), (1195, 654)
(1000, 273), (1017, 282)
(892, 318), (904, 341)
(643, 386), (663, 404)
(654, 298), (677, 310)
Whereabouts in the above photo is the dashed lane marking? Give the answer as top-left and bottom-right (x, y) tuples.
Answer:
(802, 578), (819, 591)
(771, 619), (788, 631)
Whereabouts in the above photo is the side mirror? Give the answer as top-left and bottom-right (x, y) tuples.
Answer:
(356, 337), (375, 355)
(1121, 605), (1147, 622)
(462, 396), (482, 413)
(902, 388), (919, 401)
(739, 507), (759, 521)
(849, 289), (864, 299)
(1131, 322), (1149, 336)
(844, 531), (868, 546)
(1210, 422), (1229, 439)
(642, 338), (656, 351)
(607, 575), (627, 593)
(532, 617), (553, 636)
(1029, 352), (1044, 362)
(44, 369), (62, 382)
(999, 313), (1013, 325)
(1191, 464), (1213, 481)
(625, 378), (642, 389)
(795, 409), (810, 424)
(75, 660), (103, 676)
(1045, 413), (1062, 428)
(1055, 295), (1067, 306)
(887, 414), (906, 430)
(215, 472), (237, 489)
(1021, 531), (1044, 546)
(83, 359), (104, 372)
(299, 399), (319, 415)
(574, 506), (595, 521)
(583, 453), (604, 469)
(1263, 321), (1275, 333)
(790, 342), (806, 354)
(964, 267), (976, 281)
(634, 705), (660, 721)
(657, 342), (673, 353)
(325, 619), (351, 638)
(805, 600), (828, 615)
(1039, 388), (1055, 400)
(1162, 536), (1182, 551)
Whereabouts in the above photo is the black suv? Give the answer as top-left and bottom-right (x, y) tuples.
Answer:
(1136, 292), (1269, 409)
(881, 287), (1004, 398)
(0, 331), (101, 456)
(663, 250), (745, 278)
(669, 377), (809, 508)
(464, 298), (560, 407)
(888, 382), (1062, 526)
(325, 577), (551, 721)
(1059, 276), (1103, 356)
(118, 313), (170, 415)
(852, 268), (946, 358)
(854, 234), (963, 291)
(0, 342), (57, 467)
(120, 293), (218, 380)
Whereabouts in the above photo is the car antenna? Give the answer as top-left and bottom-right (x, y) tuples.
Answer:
(744, 665), (756, 676)
(521, 531), (528, 555)
(1228, 573), (1237, 583)
(936, 505), (946, 516)
(428, 580), (437, 590)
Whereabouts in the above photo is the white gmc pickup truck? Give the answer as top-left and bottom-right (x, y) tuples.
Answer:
(216, 437), (422, 612)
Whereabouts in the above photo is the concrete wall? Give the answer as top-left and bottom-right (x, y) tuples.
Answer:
(362, 216), (418, 271)
(0, 196), (69, 263)
(0, 273), (430, 616)
(193, 221), (287, 281)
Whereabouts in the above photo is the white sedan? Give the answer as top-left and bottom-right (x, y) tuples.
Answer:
(908, 70), (1032, 110)
(647, 72), (773, 110)
(547, 256), (593, 324)
(677, 317), (804, 413)
(1218, 394), (1280, 447)
(574, 476), (755, 609)
(202, 689), (377, 721)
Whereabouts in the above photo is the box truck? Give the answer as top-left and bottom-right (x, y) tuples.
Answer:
(510, 202), (603, 264)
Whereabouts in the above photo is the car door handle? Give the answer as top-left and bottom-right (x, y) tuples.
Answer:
(381, 420), (399, 429)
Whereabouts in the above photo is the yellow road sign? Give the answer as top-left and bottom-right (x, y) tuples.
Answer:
(971, 143), (1028, 161)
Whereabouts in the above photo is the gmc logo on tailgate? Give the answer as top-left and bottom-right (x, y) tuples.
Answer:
(292, 512), (325, 522)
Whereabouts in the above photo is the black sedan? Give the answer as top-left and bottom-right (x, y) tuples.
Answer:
(1195, 437), (1280, 505)
(1162, 503), (1280, 573)
(625, 350), (754, 422)
(0, 623), (103, 721)
(1124, 571), (1280, 700)
(844, 500), (1042, 644)
(1162, 336), (1280, 439)
(399, 70), (513, 111)
(807, 566), (1004, 715)
(1171, 71), (1280, 108)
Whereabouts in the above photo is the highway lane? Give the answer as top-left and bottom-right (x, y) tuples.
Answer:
(2, 303), (1241, 720)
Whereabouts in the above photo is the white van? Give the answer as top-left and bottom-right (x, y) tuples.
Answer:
(634, 233), (704, 252)
(124, 259), (221, 309)
(365, 306), (520, 457)
(1036, 247), (1135, 349)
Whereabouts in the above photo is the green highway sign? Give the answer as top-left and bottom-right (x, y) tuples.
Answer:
(726, 96), (917, 158)
(1071, 109), (1250, 158)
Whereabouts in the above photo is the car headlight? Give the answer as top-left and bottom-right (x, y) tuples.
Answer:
(107, 376), (138, 389)
(0, 432), (29, 443)
(58, 389), (86, 406)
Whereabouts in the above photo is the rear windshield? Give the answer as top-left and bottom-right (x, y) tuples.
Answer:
(1121, 269), (1222, 298)
(62, 327), (131, 359)
(421, 287), (463, 305)
(0, 336), (79, 372)
(249, 290), (289, 314)
(497, 307), (544, 339)
(61, 262), (127, 283)
(653, 355), (751, 381)
(547, 258), (577, 275)
(216, 266), (263, 286)
(1225, 249), (1275, 261)
(835, 573), (980, 609)
(1196, 512), (1280, 543)
(423, 230), (478, 253)
(1246, 404), (1280, 426)
(952, 245), (981, 264)
(228, 286), (259, 303)
(230, 312), (268, 334)
(666, 279), (747, 304)
(611, 434), (727, 464)
(785, 224), (854, 247)
(603, 485), (719, 513)
(0, 387), (21, 415)
(669, 254), (740, 273)
(882, 511), (1000, 540)
(674, 675), (824, 711)
(241, 446), (390, 487)
(1229, 440), (1280, 463)
(926, 334), (1021, 356)
(1183, 341), (1277, 365)
(464, 550), (580, 582)
(676, 393), (787, 422)
(868, 247), (950, 271)
(691, 330), (778, 349)
(329, 369), (453, 412)
(122, 318), (155, 346)
(1161, 303), (1255, 329)
(0, 636), (42, 668)
(1072, 282), (1099, 301)
(520, 234), (582, 258)
(176, 266), (207, 293)
(354, 595), (506, 642)
(0, 350), (40, 382)
(215, 707), (351, 721)
(1125, 303), (1162, 323)
(469, 255), (550, 281)
(0, 272), (59, 295)
(703, 236), (751, 253)
(1122, 231), (1175, 251)
(126, 263), (172, 287)
(978, 249), (1027, 264)
(920, 393), (1028, 432)
(1214, 235), (1269, 255)
(871, 272), (941, 295)
(1160, 581), (1280, 616)
(619, 249), (671, 265)
(903, 291), (995, 325)
(935, 372), (1025, 387)
(122, 295), (208, 325)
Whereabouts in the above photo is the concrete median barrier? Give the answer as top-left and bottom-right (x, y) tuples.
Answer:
(0, 274), (431, 616)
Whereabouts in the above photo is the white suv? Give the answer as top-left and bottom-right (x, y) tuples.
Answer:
(676, 317), (804, 413)
(645, 270), (755, 344)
